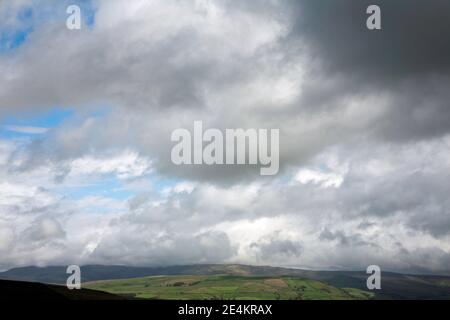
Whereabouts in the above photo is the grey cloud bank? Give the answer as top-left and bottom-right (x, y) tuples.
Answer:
(0, 0), (449, 274)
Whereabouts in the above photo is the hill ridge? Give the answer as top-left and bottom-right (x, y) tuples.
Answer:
(1, 264), (450, 299)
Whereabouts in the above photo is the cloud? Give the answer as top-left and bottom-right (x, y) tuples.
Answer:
(4, 125), (49, 134)
(319, 228), (375, 248)
(22, 217), (66, 242)
(1, 135), (449, 273)
(69, 151), (152, 180)
(250, 232), (303, 263)
(294, 168), (345, 189)
(288, 0), (450, 143)
(0, 1), (449, 274)
(291, 0), (450, 80)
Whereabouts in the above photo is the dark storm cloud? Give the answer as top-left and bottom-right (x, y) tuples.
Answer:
(319, 228), (376, 248)
(292, 0), (450, 81)
(285, 0), (450, 142)
(250, 232), (303, 262)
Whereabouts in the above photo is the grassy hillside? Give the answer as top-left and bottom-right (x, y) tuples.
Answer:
(2, 264), (450, 299)
(84, 275), (374, 300)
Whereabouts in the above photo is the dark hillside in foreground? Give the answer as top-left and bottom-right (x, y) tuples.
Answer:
(0, 279), (125, 300)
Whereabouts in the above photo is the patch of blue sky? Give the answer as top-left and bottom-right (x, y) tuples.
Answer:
(17, 7), (33, 21)
(0, 26), (33, 53)
(57, 176), (135, 202)
(57, 172), (182, 201)
(0, 108), (74, 139)
(0, 104), (115, 138)
(0, 0), (96, 54)
(82, 2), (96, 28)
(152, 176), (185, 194)
(0, 6), (33, 53)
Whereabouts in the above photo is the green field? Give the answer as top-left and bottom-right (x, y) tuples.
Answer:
(84, 275), (374, 300)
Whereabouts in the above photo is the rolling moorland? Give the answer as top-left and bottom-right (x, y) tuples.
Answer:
(83, 275), (374, 300)
(1, 264), (450, 300)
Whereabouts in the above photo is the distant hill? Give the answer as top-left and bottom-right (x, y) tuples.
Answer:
(0, 264), (310, 284)
(0, 279), (125, 300)
(1, 264), (450, 299)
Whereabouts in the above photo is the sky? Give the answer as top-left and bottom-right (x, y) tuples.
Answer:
(0, 0), (450, 274)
